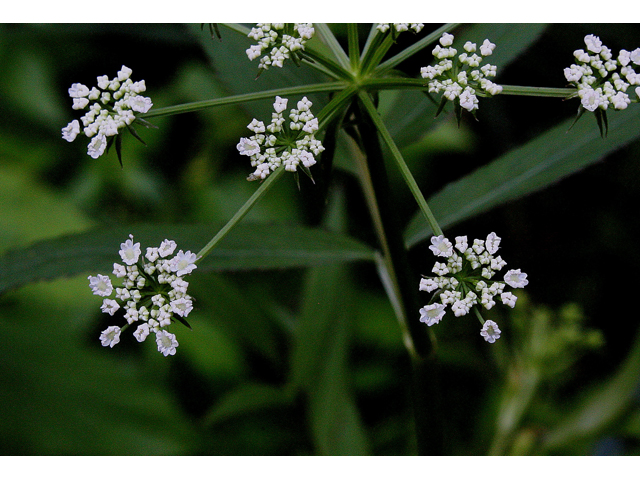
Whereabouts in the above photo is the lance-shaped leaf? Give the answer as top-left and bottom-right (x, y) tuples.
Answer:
(404, 103), (640, 248)
(0, 223), (376, 295)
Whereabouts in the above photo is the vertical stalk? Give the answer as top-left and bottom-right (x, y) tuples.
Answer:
(347, 23), (360, 72)
(352, 96), (444, 455)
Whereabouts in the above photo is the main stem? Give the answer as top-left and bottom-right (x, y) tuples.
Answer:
(354, 96), (443, 455)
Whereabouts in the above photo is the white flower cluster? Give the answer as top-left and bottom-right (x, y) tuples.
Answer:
(420, 32), (502, 113)
(246, 23), (314, 71)
(237, 96), (325, 181)
(418, 232), (529, 344)
(61, 65), (152, 159)
(89, 235), (198, 356)
(564, 34), (640, 112)
(376, 23), (424, 34)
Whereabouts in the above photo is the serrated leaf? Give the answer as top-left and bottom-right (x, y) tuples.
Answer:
(0, 223), (376, 295)
(405, 104), (640, 247)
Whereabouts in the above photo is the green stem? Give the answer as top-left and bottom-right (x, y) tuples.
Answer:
(359, 24), (386, 72)
(353, 97), (442, 455)
(357, 91), (443, 238)
(141, 82), (346, 119)
(347, 23), (360, 71)
(361, 33), (396, 77)
(499, 85), (576, 98)
(195, 167), (285, 262)
(219, 23), (250, 36)
(346, 133), (418, 359)
(314, 23), (350, 71)
(358, 78), (577, 100)
(376, 23), (461, 75)
(301, 49), (352, 81)
(316, 84), (359, 131)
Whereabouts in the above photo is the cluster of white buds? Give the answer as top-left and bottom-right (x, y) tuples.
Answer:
(62, 66), (152, 159)
(376, 23), (424, 34)
(89, 235), (198, 356)
(420, 32), (502, 114)
(564, 34), (640, 113)
(418, 232), (528, 344)
(236, 96), (324, 181)
(246, 23), (314, 72)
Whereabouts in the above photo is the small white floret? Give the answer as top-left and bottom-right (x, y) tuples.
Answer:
(100, 326), (121, 348)
(480, 320), (501, 343)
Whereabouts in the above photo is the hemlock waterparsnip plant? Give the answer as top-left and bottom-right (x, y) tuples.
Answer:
(2, 23), (640, 456)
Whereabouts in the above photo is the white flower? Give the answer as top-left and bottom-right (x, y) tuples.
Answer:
(156, 330), (179, 356)
(69, 83), (90, 98)
(63, 67), (152, 159)
(158, 239), (177, 258)
(62, 120), (80, 142)
(88, 274), (113, 297)
(454, 236), (468, 252)
(419, 277), (439, 292)
(127, 95), (153, 113)
(440, 32), (454, 47)
(101, 298), (120, 315)
(464, 41), (476, 53)
(429, 235), (454, 257)
(87, 133), (107, 159)
(580, 87), (601, 112)
(100, 326), (121, 348)
(574, 49), (590, 63)
(611, 91), (630, 110)
(72, 97), (90, 110)
(485, 232), (501, 255)
(133, 323), (150, 342)
(584, 34), (603, 54)
(501, 292), (517, 308)
(451, 299), (471, 316)
(119, 234), (141, 265)
(480, 39), (496, 56)
(170, 298), (193, 317)
(171, 250), (198, 276)
(113, 263), (126, 278)
(419, 303), (446, 326)
(459, 89), (478, 111)
(504, 269), (529, 288)
(239, 96), (323, 180)
(432, 262), (450, 276)
(117, 65), (133, 81)
(273, 96), (288, 113)
(480, 320), (501, 343)
(237, 137), (261, 156)
(564, 65), (584, 83)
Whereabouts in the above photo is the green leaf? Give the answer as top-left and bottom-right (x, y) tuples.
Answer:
(458, 24), (549, 69)
(405, 104), (640, 247)
(0, 223), (375, 295)
(541, 328), (640, 452)
(292, 262), (370, 455)
(290, 190), (370, 455)
(0, 278), (197, 454)
(203, 383), (293, 427)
